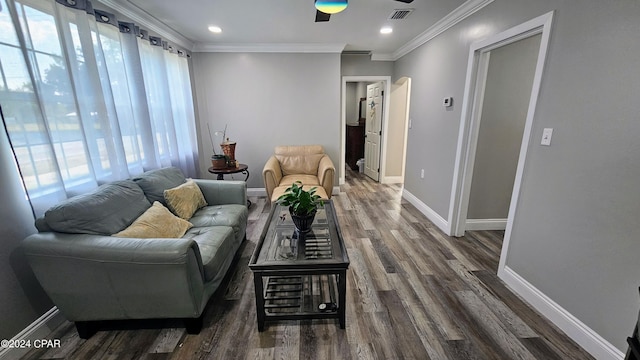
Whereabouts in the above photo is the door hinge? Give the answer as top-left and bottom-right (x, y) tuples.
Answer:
(379, 131), (382, 135)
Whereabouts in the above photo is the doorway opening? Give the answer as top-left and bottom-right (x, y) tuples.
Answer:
(447, 12), (554, 272)
(340, 76), (410, 186)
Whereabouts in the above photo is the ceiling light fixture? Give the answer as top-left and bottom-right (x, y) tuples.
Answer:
(208, 26), (222, 34)
(380, 26), (393, 34)
(315, 0), (348, 15)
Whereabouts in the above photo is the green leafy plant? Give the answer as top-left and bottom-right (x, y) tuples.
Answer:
(276, 181), (322, 216)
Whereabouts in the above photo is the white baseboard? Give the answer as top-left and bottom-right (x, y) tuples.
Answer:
(247, 187), (266, 197)
(0, 307), (65, 360)
(498, 266), (624, 360)
(401, 189), (450, 235)
(465, 218), (507, 231)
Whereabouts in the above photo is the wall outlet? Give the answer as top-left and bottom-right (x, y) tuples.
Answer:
(541, 128), (553, 146)
(420, 169), (424, 178)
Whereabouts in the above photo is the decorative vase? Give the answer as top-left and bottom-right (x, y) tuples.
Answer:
(211, 154), (226, 169)
(220, 141), (236, 162)
(290, 208), (316, 234)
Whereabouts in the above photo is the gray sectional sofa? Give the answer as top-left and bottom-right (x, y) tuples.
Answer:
(22, 167), (248, 338)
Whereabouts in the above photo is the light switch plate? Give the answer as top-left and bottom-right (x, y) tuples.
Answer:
(541, 128), (553, 146)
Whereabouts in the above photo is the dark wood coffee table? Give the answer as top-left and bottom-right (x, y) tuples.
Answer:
(249, 200), (349, 331)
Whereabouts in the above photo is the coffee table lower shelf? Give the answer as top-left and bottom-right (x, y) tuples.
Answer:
(253, 270), (347, 331)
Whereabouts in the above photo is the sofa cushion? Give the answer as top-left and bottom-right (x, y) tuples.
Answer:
(163, 179), (207, 219)
(189, 205), (248, 242)
(133, 167), (186, 205)
(44, 180), (151, 235)
(112, 201), (193, 238)
(182, 226), (235, 282)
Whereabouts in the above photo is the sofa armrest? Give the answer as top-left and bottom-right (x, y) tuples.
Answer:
(22, 232), (202, 266)
(263, 156), (283, 201)
(318, 155), (335, 199)
(193, 179), (247, 206)
(22, 232), (207, 321)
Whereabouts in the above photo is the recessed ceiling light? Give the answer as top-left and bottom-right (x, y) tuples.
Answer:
(380, 26), (393, 34)
(208, 26), (222, 34)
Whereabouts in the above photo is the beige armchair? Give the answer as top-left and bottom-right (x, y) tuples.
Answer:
(263, 145), (335, 202)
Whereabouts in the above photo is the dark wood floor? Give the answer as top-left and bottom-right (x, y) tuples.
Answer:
(22, 169), (593, 360)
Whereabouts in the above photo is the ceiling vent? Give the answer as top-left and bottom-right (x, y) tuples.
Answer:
(388, 8), (414, 20)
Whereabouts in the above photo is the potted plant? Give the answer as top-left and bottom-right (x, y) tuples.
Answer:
(207, 123), (228, 169)
(276, 181), (322, 234)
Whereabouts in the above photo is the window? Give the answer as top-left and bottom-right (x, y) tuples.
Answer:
(0, 0), (198, 216)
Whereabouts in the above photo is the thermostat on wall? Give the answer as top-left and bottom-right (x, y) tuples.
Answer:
(443, 97), (453, 107)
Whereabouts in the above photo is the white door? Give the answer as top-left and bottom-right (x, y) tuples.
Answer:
(364, 82), (383, 181)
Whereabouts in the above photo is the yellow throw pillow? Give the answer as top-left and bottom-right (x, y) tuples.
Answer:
(113, 201), (192, 238)
(163, 179), (208, 219)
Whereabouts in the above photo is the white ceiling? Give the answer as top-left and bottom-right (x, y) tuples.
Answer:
(107, 0), (468, 57)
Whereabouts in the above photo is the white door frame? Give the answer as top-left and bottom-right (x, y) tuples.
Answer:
(447, 12), (554, 265)
(392, 76), (412, 184)
(340, 76), (391, 185)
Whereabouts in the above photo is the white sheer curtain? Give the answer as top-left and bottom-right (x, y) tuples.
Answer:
(0, 0), (199, 217)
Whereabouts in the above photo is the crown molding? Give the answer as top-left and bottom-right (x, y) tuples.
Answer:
(371, 0), (495, 61)
(370, 53), (394, 61)
(96, 0), (194, 50)
(193, 43), (346, 54)
(96, 0), (492, 58)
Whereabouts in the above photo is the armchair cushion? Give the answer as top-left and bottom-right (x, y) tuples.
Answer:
(280, 175), (320, 187)
(271, 184), (329, 202)
(275, 154), (324, 176)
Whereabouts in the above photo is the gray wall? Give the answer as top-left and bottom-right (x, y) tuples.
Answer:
(345, 82), (358, 124)
(341, 55), (393, 77)
(393, 24), (467, 217)
(467, 34), (541, 219)
(394, 0), (640, 351)
(0, 128), (53, 340)
(191, 52), (341, 189)
(356, 82), (368, 101)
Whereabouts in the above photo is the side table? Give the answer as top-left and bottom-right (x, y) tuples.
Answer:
(208, 164), (251, 207)
(208, 163), (249, 181)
